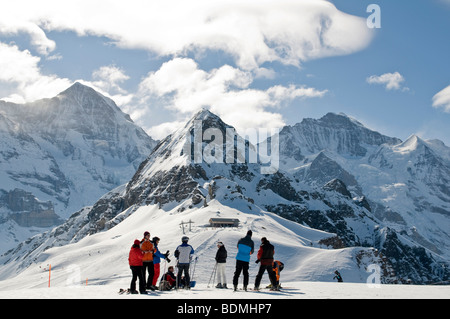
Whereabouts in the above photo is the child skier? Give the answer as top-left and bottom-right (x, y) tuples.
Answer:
(267, 260), (284, 289)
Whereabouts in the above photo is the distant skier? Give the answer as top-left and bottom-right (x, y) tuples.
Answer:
(233, 230), (255, 291)
(215, 241), (227, 289)
(151, 236), (170, 290)
(333, 270), (343, 282)
(140, 231), (156, 290)
(254, 237), (277, 291)
(128, 239), (146, 294)
(175, 236), (195, 289)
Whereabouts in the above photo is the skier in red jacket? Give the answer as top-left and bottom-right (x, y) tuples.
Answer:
(254, 237), (277, 291)
(128, 239), (146, 294)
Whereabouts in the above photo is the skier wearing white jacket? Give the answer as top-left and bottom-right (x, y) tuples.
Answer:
(175, 236), (195, 289)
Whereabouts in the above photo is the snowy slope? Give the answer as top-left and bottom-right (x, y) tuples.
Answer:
(0, 200), (381, 290)
(0, 200), (448, 299)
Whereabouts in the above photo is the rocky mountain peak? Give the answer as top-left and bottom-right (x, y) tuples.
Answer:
(280, 112), (402, 159)
(59, 82), (97, 97)
(394, 134), (428, 153)
(191, 108), (223, 123)
(0, 83), (157, 230)
(317, 112), (364, 129)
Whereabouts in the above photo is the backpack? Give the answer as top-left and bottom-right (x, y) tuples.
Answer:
(159, 279), (172, 291)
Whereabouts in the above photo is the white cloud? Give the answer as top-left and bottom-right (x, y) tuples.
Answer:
(0, 0), (373, 70)
(432, 85), (450, 113)
(147, 120), (187, 143)
(136, 58), (327, 139)
(267, 85), (327, 102)
(366, 72), (409, 91)
(0, 42), (133, 106)
(92, 65), (130, 94)
(0, 0), (372, 139)
(0, 42), (71, 103)
(0, 19), (56, 56)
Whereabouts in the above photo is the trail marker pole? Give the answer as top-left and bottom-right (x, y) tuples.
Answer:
(48, 264), (51, 288)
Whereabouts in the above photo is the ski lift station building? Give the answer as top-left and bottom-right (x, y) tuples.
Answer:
(209, 218), (240, 228)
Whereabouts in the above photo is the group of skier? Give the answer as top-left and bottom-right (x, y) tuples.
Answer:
(128, 231), (172, 294)
(231, 230), (284, 291)
(127, 231), (194, 294)
(127, 229), (284, 294)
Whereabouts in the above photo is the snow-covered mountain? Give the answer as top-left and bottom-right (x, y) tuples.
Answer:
(277, 113), (450, 282)
(1, 110), (448, 286)
(0, 83), (157, 253)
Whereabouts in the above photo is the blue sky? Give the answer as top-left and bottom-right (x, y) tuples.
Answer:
(0, 0), (449, 145)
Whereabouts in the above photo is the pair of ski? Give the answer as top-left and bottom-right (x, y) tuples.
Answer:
(118, 288), (157, 295)
(234, 287), (281, 292)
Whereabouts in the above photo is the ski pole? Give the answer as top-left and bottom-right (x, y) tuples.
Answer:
(212, 263), (217, 288)
(190, 257), (198, 280)
(175, 263), (179, 291)
(160, 259), (167, 288)
(207, 263), (218, 288)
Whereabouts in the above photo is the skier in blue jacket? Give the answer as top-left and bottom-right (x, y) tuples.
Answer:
(232, 230), (255, 291)
(175, 236), (195, 289)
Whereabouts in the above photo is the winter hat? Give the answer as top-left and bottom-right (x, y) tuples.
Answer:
(144, 231), (150, 237)
(247, 230), (252, 237)
(182, 236), (189, 242)
(217, 241), (224, 246)
(134, 239), (140, 246)
(261, 237), (268, 244)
